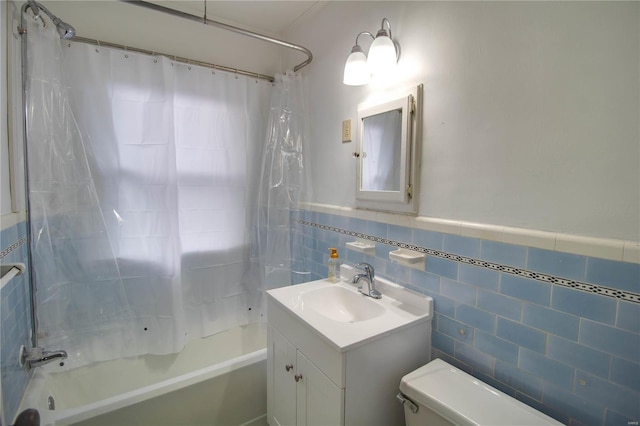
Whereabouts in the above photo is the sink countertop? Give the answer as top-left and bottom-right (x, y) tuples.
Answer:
(267, 277), (433, 352)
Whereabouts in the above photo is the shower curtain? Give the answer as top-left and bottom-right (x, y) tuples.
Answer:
(26, 15), (138, 366)
(253, 71), (312, 294)
(25, 15), (284, 368)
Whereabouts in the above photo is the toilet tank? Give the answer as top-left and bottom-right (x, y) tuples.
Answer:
(399, 359), (562, 425)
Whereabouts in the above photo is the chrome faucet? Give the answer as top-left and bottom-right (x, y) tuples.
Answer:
(21, 347), (68, 369)
(352, 262), (381, 299)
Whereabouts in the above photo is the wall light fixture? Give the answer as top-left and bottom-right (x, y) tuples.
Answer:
(343, 18), (401, 86)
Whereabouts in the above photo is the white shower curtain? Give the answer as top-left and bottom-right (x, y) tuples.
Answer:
(26, 16), (271, 367)
(26, 16), (137, 366)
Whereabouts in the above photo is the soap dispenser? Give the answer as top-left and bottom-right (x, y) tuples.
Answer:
(328, 248), (341, 283)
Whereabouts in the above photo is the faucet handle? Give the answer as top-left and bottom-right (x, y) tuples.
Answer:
(356, 262), (375, 278)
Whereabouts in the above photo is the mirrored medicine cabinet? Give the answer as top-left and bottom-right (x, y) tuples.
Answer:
(355, 84), (423, 214)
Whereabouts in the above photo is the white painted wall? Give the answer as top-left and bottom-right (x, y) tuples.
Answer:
(1, 0), (10, 217)
(284, 1), (639, 241)
(3, 1), (638, 241)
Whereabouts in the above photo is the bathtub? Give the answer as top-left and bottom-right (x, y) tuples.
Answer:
(18, 323), (267, 426)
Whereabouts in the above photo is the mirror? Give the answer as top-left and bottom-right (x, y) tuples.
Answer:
(356, 84), (422, 214)
(361, 108), (403, 192)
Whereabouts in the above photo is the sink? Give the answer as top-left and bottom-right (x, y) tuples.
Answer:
(267, 277), (433, 351)
(302, 286), (385, 323)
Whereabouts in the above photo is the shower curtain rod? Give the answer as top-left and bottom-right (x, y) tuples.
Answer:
(70, 36), (276, 82)
(120, 0), (313, 74)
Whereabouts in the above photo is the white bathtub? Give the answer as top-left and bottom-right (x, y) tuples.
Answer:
(19, 323), (267, 426)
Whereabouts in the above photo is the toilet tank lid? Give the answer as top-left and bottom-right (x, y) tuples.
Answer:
(399, 359), (562, 426)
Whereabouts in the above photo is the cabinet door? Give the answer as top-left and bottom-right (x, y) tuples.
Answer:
(271, 329), (297, 426)
(296, 351), (344, 426)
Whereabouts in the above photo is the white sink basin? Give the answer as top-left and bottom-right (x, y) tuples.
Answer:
(267, 277), (433, 351)
(302, 286), (385, 323)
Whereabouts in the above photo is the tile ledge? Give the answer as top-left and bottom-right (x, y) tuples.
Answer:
(1, 212), (27, 231)
(302, 202), (638, 264)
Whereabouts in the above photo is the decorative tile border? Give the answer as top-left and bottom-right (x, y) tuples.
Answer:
(0, 237), (27, 260)
(300, 220), (640, 304)
(302, 202), (640, 264)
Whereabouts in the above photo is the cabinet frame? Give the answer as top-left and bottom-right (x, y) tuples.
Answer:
(267, 295), (431, 426)
(268, 326), (344, 426)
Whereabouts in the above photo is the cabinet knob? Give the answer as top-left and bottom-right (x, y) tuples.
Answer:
(294, 373), (303, 382)
(285, 364), (293, 372)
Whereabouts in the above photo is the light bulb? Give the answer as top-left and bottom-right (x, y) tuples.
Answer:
(367, 34), (397, 76)
(343, 47), (371, 86)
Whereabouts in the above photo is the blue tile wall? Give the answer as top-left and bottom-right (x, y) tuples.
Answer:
(497, 318), (547, 354)
(552, 286), (617, 325)
(547, 335), (610, 379)
(586, 258), (640, 293)
(477, 289), (522, 321)
(522, 304), (579, 340)
(474, 330), (519, 364)
(1, 221), (33, 425)
(500, 274), (551, 306)
(444, 234), (481, 258)
(610, 357), (640, 392)
(299, 211), (640, 425)
(528, 248), (587, 281)
(479, 240), (527, 268)
(616, 301), (640, 333)
(494, 359), (545, 400)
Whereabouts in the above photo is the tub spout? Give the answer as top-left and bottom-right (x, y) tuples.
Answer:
(21, 346), (68, 369)
(30, 349), (68, 368)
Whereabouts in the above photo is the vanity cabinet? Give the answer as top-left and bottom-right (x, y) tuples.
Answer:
(267, 288), (432, 426)
(270, 328), (343, 426)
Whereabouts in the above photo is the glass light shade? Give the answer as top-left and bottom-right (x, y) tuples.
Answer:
(367, 35), (397, 75)
(343, 50), (371, 86)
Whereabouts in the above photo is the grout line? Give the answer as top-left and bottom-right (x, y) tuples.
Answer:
(300, 220), (640, 305)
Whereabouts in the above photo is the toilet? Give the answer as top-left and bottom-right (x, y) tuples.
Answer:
(398, 359), (562, 425)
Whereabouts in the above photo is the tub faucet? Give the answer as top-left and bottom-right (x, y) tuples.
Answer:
(21, 347), (68, 369)
(353, 262), (381, 299)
